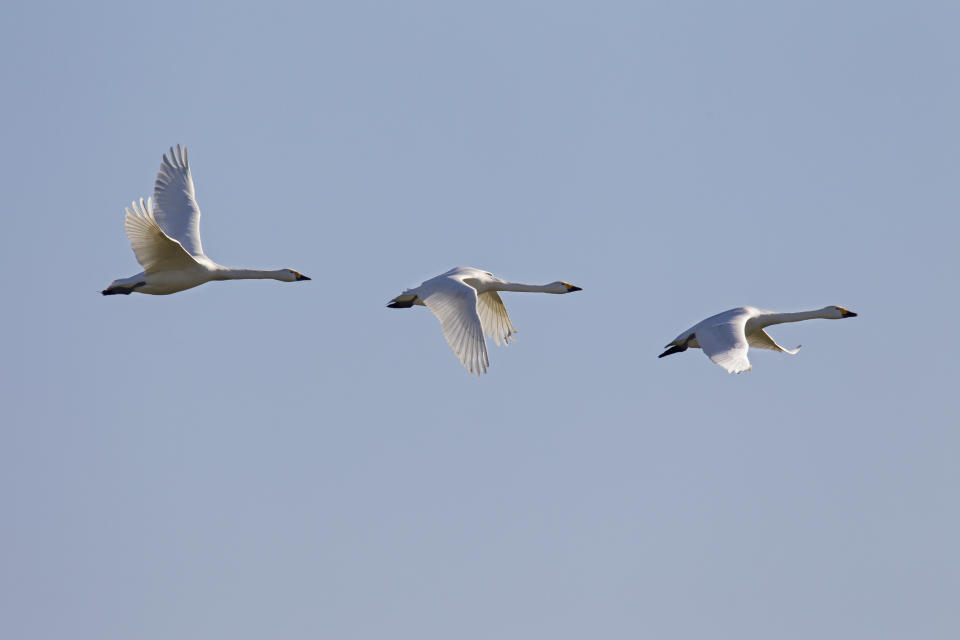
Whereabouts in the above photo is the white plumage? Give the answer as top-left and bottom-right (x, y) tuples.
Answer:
(103, 145), (309, 296)
(659, 305), (858, 373)
(388, 267), (582, 375)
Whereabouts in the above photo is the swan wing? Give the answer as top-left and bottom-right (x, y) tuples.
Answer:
(476, 291), (516, 346)
(747, 328), (801, 355)
(418, 277), (489, 375)
(153, 144), (205, 258)
(124, 198), (199, 273)
(696, 312), (752, 373)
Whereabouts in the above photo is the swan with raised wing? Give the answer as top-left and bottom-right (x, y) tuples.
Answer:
(103, 145), (309, 295)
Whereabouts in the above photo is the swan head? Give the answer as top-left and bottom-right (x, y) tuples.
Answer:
(282, 269), (311, 282)
(554, 281), (582, 294)
(827, 305), (857, 319)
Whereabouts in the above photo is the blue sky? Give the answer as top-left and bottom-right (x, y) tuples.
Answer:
(1, 1), (958, 638)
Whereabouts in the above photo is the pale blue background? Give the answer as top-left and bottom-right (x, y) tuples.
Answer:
(2, 1), (957, 638)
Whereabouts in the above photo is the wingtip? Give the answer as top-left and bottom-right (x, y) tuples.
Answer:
(164, 144), (188, 168)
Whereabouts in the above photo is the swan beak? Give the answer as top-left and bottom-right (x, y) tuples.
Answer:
(565, 283), (582, 292)
(841, 309), (857, 317)
(296, 274), (311, 281)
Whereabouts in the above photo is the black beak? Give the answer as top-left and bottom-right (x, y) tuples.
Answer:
(296, 274), (311, 281)
(842, 310), (857, 318)
(568, 285), (582, 292)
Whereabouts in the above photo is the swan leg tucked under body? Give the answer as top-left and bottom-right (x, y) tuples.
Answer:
(658, 305), (857, 373)
(388, 266), (582, 375)
(103, 145), (310, 296)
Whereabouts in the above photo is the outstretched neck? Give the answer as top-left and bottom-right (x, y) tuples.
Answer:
(214, 268), (288, 281)
(754, 308), (832, 328)
(495, 282), (561, 293)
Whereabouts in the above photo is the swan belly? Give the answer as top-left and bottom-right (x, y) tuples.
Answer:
(138, 269), (212, 295)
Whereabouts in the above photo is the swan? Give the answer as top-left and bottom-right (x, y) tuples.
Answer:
(658, 306), (858, 373)
(388, 267), (582, 375)
(102, 145), (310, 295)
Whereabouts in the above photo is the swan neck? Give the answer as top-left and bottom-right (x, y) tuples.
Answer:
(216, 268), (286, 281)
(496, 282), (555, 293)
(755, 309), (830, 327)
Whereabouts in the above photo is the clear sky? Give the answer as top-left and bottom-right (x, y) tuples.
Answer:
(2, 1), (957, 638)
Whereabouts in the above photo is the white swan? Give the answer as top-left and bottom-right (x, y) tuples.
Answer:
(658, 306), (858, 373)
(388, 267), (582, 375)
(102, 145), (309, 295)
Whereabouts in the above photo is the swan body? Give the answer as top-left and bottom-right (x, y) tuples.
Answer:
(388, 266), (582, 375)
(103, 145), (309, 295)
(659, 305), (858, 373)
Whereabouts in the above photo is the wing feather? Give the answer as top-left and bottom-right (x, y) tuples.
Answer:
(747, 328), (801, 355)
(419, 277), (489, 375)
(124, 198), (199, 273)
(153, 144), (205, 257)
(696, 312), (753, 374)
(476, 291), (516, 346)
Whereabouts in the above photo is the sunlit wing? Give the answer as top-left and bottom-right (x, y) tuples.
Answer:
(476, 290), (516, 346)
(124, 198), (199, 273)
(153, 144), (205, 258)
(419, 277), (489, 375)
(696, 311), (752, 374)
(747, 328), (801, 354)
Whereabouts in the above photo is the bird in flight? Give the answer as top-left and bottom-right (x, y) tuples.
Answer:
(388, 266), (582, 375)
(103, 145), (309, 296)
(659, 305), (857, 373)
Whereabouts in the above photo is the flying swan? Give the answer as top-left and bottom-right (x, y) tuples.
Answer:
(388, 267), (582, 375)
(102, 145), (310, 295)
(658, 306), (858, 373)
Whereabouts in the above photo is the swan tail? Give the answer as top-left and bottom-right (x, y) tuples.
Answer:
(387, 294), (419, 308)
(658, 344), (687, 358)
(101, 281), (146, 295)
